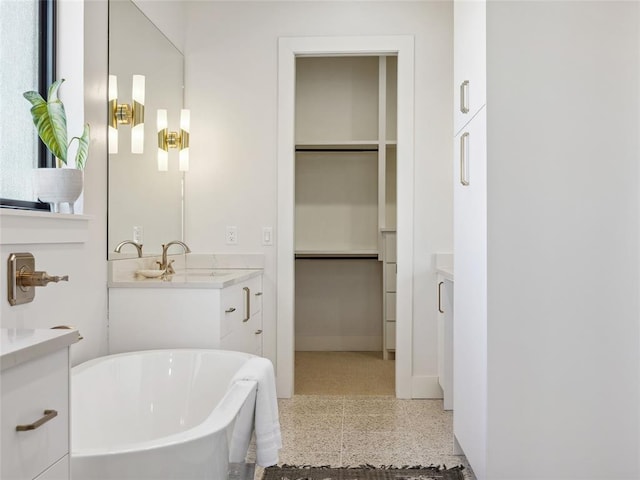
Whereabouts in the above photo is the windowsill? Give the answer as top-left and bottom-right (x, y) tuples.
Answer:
(0, 209), (92, 245)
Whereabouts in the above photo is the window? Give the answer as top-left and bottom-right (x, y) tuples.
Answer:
(0, 0), (55, 210)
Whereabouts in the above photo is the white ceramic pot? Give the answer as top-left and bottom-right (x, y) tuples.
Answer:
(34, 167), (83, 213)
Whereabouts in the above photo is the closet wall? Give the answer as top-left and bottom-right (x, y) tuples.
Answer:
(294, 56), (396, 352)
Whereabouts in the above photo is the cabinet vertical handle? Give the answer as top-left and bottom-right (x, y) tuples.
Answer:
(438, 281), (445, 314)
(460, 132), (470, 186)
(243, 287), (250, 322)
(460, 80), (470, 114)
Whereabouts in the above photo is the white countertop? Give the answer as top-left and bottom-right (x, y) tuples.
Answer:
(108, 268), (263, 289)
(435, 253), (454, 281)
(436, 266), (454, 281)
(1, 328), (79, 371)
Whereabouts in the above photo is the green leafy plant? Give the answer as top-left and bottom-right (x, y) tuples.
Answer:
(23, 78), (90, 169)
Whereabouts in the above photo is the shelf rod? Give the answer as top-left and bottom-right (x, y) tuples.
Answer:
(295, 148), (379, 153)
(295, 254), (380, 260)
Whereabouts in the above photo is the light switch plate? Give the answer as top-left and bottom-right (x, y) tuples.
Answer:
(262, 227), (273, 246)
(7, 252), (35, 306)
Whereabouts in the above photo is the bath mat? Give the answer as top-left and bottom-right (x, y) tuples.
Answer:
(261, 464), (465, 480)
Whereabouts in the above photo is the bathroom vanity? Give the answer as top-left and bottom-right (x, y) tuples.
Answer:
(108, 267), (264, 355)
(435, 255), (454, 411)
(1, 328), (79, 480)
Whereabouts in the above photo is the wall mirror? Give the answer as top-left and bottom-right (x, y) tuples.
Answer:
(108, 0), (184, 257)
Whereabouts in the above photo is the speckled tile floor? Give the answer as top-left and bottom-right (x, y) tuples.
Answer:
(250, 352), (476, 480)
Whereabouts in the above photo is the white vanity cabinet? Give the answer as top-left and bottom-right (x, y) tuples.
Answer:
(436, 274), (454, 411)
(219, 275), (264, 356)
(1, 329), (78, 480)
(108, 271), (263, 356)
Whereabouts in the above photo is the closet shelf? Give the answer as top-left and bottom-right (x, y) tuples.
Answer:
(295, 140), (379, 152)
(295, 250), (379, 259)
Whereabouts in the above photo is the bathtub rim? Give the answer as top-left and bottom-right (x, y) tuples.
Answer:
(71, 348), (257, 458)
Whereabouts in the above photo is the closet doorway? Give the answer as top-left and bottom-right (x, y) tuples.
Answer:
(277, 36), (415, 399)
(293, 55), (397, 395)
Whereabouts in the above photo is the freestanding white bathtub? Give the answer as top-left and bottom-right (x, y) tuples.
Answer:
(71, 349), (259, 479)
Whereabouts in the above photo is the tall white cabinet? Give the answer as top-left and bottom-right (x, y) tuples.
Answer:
(294, 56), (397, 355)
(453, 2), (640, 480)
(453, 0), (487, 478)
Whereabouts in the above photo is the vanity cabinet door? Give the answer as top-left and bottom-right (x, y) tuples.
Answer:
(1, 349), (70, 480)
(220, 275), (263, 355)
(437, 276), (454, 411)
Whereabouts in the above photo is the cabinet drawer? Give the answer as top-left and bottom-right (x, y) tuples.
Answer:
(221, 312), (263, 355)
(385, 292), (396, 321)
(385, 321), (396, 350)
(1, 349), (69, 480)
(385, 264), (397, 292)
(383, 233), (397, 262)
(34, 454), (69, 480)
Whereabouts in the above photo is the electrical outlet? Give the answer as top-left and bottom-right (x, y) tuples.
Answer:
(226, 226), (238, 245)
(262, 227), (273, 246)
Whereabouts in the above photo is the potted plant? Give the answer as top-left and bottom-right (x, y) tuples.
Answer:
(24, 78), (90, 213)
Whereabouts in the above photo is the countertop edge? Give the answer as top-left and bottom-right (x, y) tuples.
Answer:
(108, 269), (262, 289)
(436, 268), (454, 282)
(1, 329), (79, 371)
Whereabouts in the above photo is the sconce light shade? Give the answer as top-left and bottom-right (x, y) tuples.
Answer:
(108, 75), (119, 154)
(179, 109), (190, 171)
(130, 75), (145, 154)
(157, 109), (169, 171)
(157, 108), (191, 172)
(108, 74), (145, 154)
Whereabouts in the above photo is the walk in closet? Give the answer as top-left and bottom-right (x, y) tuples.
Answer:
(294, 55), (398, 365)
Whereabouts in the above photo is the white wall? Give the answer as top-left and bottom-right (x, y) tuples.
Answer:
(486, 2), (639, 478)
(0, 0), (109, 366)
(132, 0), (185, 54)
(295, 259), (383, 351)
(183, 1), (453, 394)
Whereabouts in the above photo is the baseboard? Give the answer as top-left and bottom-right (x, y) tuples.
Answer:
(411, 375), (444, 399)
(295, 335), (382, 351)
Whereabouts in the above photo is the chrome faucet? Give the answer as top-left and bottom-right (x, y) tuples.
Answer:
(114, 240), (143, 258)
(158, 240), (191, 274)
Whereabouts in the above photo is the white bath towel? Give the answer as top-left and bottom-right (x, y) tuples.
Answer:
(229, 356), (282, 467)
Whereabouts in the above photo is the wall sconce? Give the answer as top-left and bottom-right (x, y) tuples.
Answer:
(157, 109), (190, 172)
(108, 74), (145, 154)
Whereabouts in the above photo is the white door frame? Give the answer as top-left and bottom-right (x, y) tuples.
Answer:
(277, 35), (415, 398)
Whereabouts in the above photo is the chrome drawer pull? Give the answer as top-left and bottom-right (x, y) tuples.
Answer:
(225, 307), (236, 313)
(460, 80), (470, 114)
(460, 132), (470, 186)
(254, 292), (263, 296)
(243, 287), (250, 322)
(16, 409), (58, 431)
(255, 329), (263, 335)
(438, 281), (444, 313)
